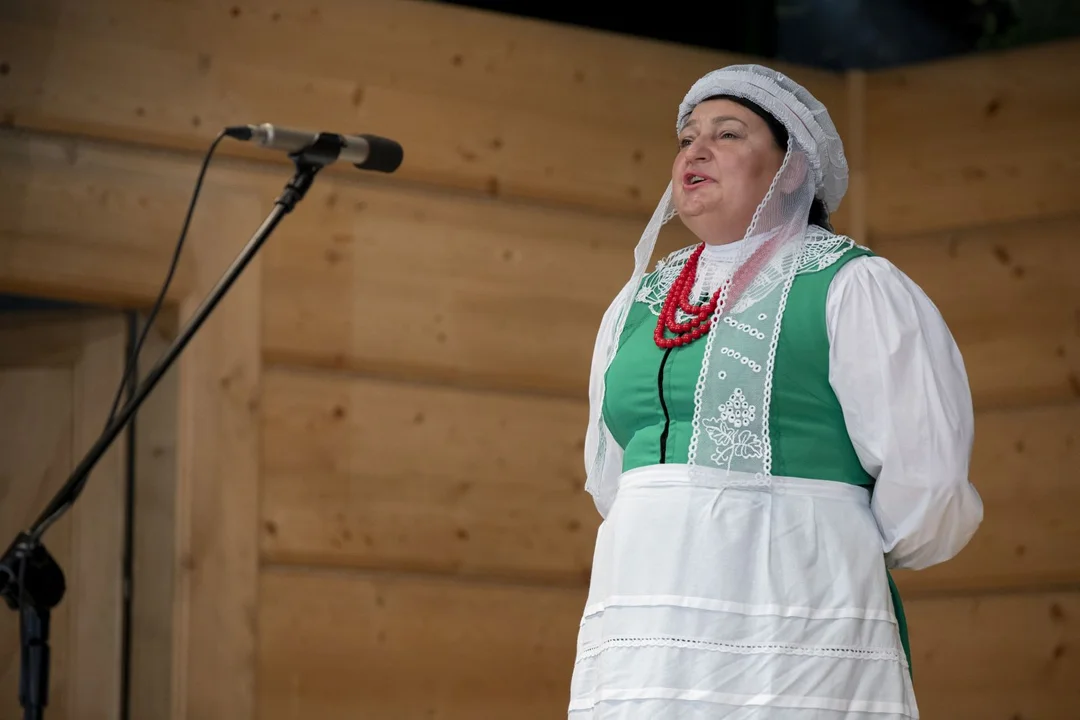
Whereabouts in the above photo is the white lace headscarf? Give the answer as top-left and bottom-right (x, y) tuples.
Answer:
(584, 64), (849, 516)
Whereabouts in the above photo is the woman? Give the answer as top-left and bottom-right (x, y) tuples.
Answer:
(571, 64), (983, 718)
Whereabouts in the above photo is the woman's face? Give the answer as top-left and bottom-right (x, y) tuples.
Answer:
(671, 98), (785, 244)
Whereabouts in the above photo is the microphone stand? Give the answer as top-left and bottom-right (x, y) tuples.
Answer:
(0, 136), (343, 720)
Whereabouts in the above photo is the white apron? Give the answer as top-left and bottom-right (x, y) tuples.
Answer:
(569, 464), (918, 719)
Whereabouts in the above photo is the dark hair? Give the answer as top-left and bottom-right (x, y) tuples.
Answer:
(700, 94), (832, 232)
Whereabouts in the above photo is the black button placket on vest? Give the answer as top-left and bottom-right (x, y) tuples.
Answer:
(657, 346), (676, 463)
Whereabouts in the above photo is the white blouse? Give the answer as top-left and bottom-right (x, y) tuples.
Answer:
(825, 254), (983, 571)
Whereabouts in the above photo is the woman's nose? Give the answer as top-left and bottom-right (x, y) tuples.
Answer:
(687, 138), (710, 161)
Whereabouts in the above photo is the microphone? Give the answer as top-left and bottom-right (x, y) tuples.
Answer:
(225, 123), (403, 173)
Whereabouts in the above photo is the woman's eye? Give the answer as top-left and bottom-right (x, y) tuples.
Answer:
(679, 137), (693, 148)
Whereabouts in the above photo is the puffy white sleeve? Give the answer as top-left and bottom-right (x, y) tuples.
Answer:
(826, 255), (983, 571)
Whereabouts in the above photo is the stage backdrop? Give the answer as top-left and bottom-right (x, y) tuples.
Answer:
(0, 0), (1077, 717)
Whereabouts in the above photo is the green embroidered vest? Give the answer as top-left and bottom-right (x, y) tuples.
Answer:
(604, 238), (873, 481)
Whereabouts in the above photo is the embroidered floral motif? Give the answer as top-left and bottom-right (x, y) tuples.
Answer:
(702, 388), (765, 470)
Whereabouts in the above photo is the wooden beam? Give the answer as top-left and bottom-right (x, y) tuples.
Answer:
(170, 157), (265, 720)
(262, 364), (1079, 596)
(0, 129), (195, 308)
(0, 0), (846, 218)
(261, 168), (697, 399)
(257, 568), (584, 720)
(260, 367), (596, 586)
(866, 38), (1080, 237)
(256, 568), (1080, 719)
(872, 214), (1080, 411)
(905, 590), (1080, 718)
(130, 318), (180, 720)
(266, 169), (1080, 408)
(842, 69), (868, 245)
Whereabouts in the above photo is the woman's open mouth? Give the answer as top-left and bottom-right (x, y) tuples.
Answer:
(683, 172), (715, 189)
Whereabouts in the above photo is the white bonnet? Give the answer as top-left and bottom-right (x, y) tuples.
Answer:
(677, 64), (848, 212)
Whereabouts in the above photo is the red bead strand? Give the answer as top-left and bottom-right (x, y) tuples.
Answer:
(653, 235), (781, 350)
(653, 243), (727, 349)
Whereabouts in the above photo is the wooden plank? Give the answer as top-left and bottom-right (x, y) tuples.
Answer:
(256, 567), (584, 720)
(906, 591), (1080, 719)
(893, 402), (1080, 597)
(866, 39), (1080, 237)
(262, 365), (1078, 595)
(261, 170), (696, 398)
(170, 154), (265, 720)
(873, 215), (1080, 411)
(129, 317), (179, 720)
(266, 182), (1078, 408)
(0, 129), (196, 307)
(257, 568), (1080, 719)
(844, 69), (868, 245)
(0, 0), (847, 218)
(260, 367), (597, 586)
(67, 314), (128, 717)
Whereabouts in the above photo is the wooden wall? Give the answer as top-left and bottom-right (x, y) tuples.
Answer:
(863, 43), (1080, 718)
(0, 0), (1078, 717)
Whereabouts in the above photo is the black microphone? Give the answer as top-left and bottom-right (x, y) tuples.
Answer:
(225, 123), (403, 173)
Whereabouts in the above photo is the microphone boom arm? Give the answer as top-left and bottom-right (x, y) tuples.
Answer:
(0, 138), (343, 720)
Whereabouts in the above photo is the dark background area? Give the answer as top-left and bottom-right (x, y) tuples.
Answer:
(429, 0), (1080, 70)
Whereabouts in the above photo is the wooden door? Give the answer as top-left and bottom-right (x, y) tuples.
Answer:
(0, 308), (128, 719)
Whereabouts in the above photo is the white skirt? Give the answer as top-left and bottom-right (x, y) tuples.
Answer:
(570, 464), (917, 719)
